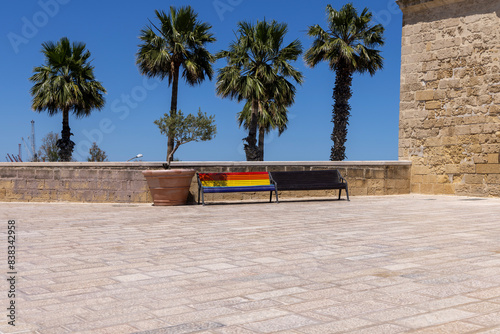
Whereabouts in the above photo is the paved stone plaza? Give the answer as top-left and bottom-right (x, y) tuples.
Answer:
(2, 194), (500, 333)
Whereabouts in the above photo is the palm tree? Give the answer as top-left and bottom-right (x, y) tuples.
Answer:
(30, 37), (106, 161)
(136, 6), (216, 162)
(216, 20), (303, 161)
(237, 100), (289, 161)
(304, 3), (384, 161)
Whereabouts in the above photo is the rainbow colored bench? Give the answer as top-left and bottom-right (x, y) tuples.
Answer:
(197, 172), (278, 205)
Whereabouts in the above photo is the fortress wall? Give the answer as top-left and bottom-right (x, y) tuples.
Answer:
(397, 0), (500, 196)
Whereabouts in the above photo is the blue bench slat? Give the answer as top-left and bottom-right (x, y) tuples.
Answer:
(202, 185), (276, 193)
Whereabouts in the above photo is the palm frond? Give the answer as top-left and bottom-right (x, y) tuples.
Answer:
(136, 5), (216, 86)
(30, 37), (106, 118)
(304, 3), (385, 75)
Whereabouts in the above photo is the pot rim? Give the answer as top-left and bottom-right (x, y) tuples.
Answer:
(142, 169), (196, 176)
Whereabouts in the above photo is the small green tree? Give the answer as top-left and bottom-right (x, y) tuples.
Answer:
(37, 132), (60, 162)
(154, 109), (216, 167)
(87, 142), (108, 162)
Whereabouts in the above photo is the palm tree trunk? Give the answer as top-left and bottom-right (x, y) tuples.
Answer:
(57, 109), (75, 162)
(331, 63), (353, 161)
(167, 64), (180, 163)
(244, 99), (259, 161)
(258, 126), (265, 161)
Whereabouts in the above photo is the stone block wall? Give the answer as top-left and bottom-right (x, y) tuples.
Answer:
(0, 161), (411, 204)
(397, 0), (500, 196)
(0, 162), (153, 203)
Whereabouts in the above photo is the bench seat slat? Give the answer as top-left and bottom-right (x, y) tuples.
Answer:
(199, 172), (270, 181)
(276, 183), (347, 191)
(202, 185), (277, 193)
(201, 180), (271, 187)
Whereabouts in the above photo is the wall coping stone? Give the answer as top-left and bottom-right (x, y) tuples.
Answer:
(0, 161), (411, 168)
(397, 0), (467, 12)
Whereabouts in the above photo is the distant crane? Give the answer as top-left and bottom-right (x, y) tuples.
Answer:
(6, 153), (22, 162)
(31, 120), (38, 161)
(21, 121), (37, 161)
(31, 120), (37, 161)
(5, 144), (23, 162)
(22, 137), (33, 161)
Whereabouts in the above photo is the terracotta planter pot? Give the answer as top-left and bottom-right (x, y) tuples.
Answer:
(142, 169), (196, 206)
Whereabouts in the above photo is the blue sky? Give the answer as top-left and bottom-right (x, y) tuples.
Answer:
(1, 0), (402, 162)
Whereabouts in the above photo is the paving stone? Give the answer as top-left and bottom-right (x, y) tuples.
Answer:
(78, 324), (139, 334)
(113, 273), (152, 282)
(394, 309), (476, 328)
(242, 314), (318, 332)
(230, 300), (281, 311)
(474, 327), (500, 334)
(345, 323), (409, 334)
(216, 309), (289, 326)
(132, 322), (224, 334)
(407, 321), (483, 334)
(191, 298), (249, 311)
(200, 263), (237, 271)
(212, 327), (257, 334)
(456, 301), (500, 314)
(361, 306), (426, 322)
(467, 310), (500, 327)
(245, 287), (307, 301)
(413, 295), (479, 311)
(315, 300), (393, 319)
(299, 317), (374, 333)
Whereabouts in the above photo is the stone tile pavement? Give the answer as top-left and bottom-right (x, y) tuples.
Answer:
(1, 194), (500, 333)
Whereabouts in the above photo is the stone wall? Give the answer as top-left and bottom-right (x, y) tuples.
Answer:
(0, 161), (411, 204)
(0, 162), (153, 203)
(397, 0), (500, 196)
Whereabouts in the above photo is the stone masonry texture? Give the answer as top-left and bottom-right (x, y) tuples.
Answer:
(398, 0), (500, 196)
(0, 162), (410, 204)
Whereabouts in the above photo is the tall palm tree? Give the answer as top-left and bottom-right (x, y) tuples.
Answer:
(30, 37), (106, 162)
(304, 3), (384, 161)
(216, 20), (303, 161)
(136, 6), (216, 162)
(237, 100), (289, 161)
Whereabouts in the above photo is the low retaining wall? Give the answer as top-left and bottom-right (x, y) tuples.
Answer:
(0, 161), (411, 204)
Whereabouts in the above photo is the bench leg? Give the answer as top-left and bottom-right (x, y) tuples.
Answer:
(346, 187), (350, 201)
(198, 187), (201, 205)
(270, 190), (279, 203)
(201, 191), (206, 206)
(338, 189), (341, 200)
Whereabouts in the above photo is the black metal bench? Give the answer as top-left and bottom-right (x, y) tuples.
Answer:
(269, 170), (349, 201)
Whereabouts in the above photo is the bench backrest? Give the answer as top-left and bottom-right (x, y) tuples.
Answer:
(270, 170), (344, 191)
(198, 172), (271, 188)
